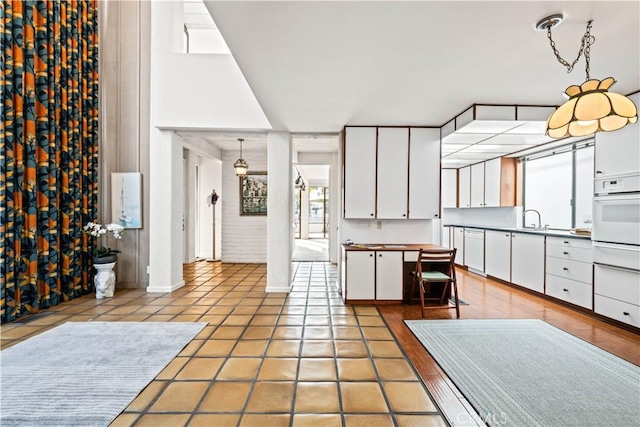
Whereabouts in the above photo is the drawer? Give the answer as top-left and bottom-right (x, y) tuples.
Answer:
(595, 295), (640, 328)
(545, 274), (593, 309)
(546, 257), (593, 285)
(547, 236), (592, 249)
(594, 264), (640, 306)
(403, 251), (419, 263)
(546, 244), (592, 264)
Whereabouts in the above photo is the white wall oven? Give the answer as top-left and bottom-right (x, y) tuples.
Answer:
(593, 174), (640, 246)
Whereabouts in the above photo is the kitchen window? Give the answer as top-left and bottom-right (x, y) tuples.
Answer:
(522, 139), (594, 230)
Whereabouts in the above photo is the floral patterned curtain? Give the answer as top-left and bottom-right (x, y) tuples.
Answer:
(0, 0), (99, 323)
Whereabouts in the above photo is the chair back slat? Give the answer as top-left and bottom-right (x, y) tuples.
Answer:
(416, 248), (457, 277)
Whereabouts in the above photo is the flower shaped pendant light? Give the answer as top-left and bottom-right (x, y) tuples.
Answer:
(538, 15), (638, 138)
(234, 138), (249, 176)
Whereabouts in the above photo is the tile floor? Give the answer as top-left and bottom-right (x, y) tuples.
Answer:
(0, 262), (447, 427)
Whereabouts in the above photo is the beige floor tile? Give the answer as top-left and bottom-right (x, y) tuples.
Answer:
(109, 413), (140, 427)
(383, 382), (438, 412)
(179, 339), (205, 356)
(395, 415), (449, 427)
(211, 326), (246, 339)
(156, 357), (189, 380)
(303, 326), (333, 340)
(148, 381), (209, 412)
(333, 326), (362, 340)
(273, 326), (303, 339)
(335, 341), (369, 358)
(362, 327), (394, 341)
(22, 314), (70, 326)
(231, 339), (268, 357)
(216, 358), (262, 380)
(242, 326), (274, 339)
(198, 382), (252, 412)
(344, 414), (394, 427)
(125, 381), (166, 411)
(332, 315), (358, 326)
(340, 382), (388, 413)
(189, 414), (241, 427)
(292, 414), (343, 427)
(374, 359), (418, 381)
(136, 414), (190, 426)
(257, 306), (282, 315)
(367, 341), (404, 358)
(222, 315), (253, 326)
(337, 358), (377, 381)
(266, 340), (301, 357)
(198, 315), (226, 325)
(358, 316), (386, 326)
(304, 315), (331, 326)
(278, 315), (305, 326)
(250, 315), (279, 326)
(195, 339), (236, 357)
(354, 307), (379, 316)
(175, 357), (224, 380)
(295, 382), (340, 412)
(306, 306), (331, 315)
(298, 358), (337, 381)
(0, 326), (45, 339)
(301, 340), (335, 357)
(245, 382), (294, 413)
(232, 306), (259, 315)
(240, 414), (291, 427)
(258, 358), (298, 381)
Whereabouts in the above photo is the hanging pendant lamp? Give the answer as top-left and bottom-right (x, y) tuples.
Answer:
(537, 15), (638, 138)
(234, 138), (249, 177)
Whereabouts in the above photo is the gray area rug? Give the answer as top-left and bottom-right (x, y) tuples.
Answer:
(405, 319), (640, 427)
(1, 321), (206, 426)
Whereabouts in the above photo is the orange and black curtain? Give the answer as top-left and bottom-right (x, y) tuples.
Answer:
(0, 0), (99, 323)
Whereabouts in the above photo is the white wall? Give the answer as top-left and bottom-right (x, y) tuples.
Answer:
(442, 206), (523, 228)
(339, 219), (435, 244)
(221, 149), (268, 263)
(198, 156), (222, 260)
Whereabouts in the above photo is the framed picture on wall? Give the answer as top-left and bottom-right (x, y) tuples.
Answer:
(240, 171), (267, 216)
(111, 172), (143, 228)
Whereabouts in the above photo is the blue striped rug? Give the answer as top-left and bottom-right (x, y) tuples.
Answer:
(1, 322), (206, 426)
(405, 319), (640, 427)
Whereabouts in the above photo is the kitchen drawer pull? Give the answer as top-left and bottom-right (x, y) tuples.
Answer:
(370, 213), (374, 217)
(505, 234), (509, 237)
(563, 267), (569, 271)
(563, 241), (569, 244)
(596, 170), (603, 174)
(563, 251), (569, 255)
(623, 312), (630, 316)
(378, 254), (382, 257)
(563, 288), (569, 292)
(369, 254), (373, 257)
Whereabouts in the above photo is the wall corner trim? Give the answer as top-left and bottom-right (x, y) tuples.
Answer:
(146, 280), (185, 293)
(265, 285), (292, 293)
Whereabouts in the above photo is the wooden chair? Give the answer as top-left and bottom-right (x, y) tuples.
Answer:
(411, 248), (460, 318)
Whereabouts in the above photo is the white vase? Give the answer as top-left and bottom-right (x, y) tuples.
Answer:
(94, 262), (116, 298)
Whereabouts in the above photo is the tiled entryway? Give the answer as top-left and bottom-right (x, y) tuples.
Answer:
(0, 262), (446, 427)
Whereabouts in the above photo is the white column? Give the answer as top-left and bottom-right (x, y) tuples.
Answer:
(300, 187), (310, 239)
(267, 132), (293, 293)
(147, 129), (185, 292)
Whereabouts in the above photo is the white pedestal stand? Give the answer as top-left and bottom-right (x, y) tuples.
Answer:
(94, 262), (116, 298)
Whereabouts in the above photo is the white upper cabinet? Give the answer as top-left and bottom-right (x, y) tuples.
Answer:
(377, 128), (409, 219)
(344, 127), (377, 219)
(441, 169), (458, 208)
(470, 163), (485, 207)
(484, 158), (502, 207)
(409, 128), (440, 219)
(459, 166), (471, 208)
(594, 93), (640, 178)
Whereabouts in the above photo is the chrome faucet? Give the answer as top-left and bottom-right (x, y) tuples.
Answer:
(523, 209), (542, 229)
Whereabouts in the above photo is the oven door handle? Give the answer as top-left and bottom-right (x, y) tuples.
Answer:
(593, 194), (640, 202)
(594, 261), (640, 274)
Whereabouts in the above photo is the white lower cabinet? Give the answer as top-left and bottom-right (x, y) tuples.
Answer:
(594, 263), (640, 328)
(345, 251), (375, 300)
(464, 229), (485, 273)
(545, 237), (593, 310)
(376, 251), (404, 300)
(546, 274), (593, 309)
(453, 227), (465, 266)
(485, 230), (511, 282)
(511, 233), (545, 293)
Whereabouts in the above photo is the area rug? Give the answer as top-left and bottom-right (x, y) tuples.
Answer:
(405, 319), (640, 427)
(0, 322), (206, 426)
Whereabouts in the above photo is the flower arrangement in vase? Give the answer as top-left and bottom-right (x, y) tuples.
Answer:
(83, 222), (124, 264)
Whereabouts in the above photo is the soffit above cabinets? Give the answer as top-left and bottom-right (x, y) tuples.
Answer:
(440, 104), (583, 168)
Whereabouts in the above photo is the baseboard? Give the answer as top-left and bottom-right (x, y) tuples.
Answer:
(206, 258), (221, 262)
(467, 267), (487, 277)
(265, 285), (292, 293)
(146, 280), (185, 293)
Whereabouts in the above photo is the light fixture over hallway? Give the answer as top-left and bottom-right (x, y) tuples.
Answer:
(234, 138), (249, 177)
(537, 14), (638, 138)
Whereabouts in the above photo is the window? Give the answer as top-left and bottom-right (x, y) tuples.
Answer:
(522, 139), (594, 230)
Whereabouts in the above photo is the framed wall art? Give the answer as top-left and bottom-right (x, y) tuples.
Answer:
(111, 172), (142, 228)
(240, 171), (267, 216)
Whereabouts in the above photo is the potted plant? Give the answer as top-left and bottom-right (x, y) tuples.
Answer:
(83, 222), (124, 263)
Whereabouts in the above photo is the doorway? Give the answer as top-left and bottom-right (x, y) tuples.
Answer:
(293, 167), (330, 261)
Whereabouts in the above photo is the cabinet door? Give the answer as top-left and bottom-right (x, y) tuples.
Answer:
(594, 93), (640, 178)
(485, 230), (511, 282)
(346, 251), (375, 300)
(484, 158), (501, 207)
(377, 128), (409, 219)
(409, 128), (440, 219)
(344, 127), (377, 219)
(511, 233), (545, 293)
(453, 227), (465, 265)
(441, 169), (458, 208)
(376, 251), (403, 300)
(458, 166), (471, 208)
(442, 226), (452, 249)
(470, 162), (485, 207)
(464, 229), (485, 272)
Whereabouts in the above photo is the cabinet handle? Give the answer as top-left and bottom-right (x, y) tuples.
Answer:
(623, 312), (630, 316)
(370, 213), (374, 217)
(505, 234), (509, 237)
(378, 254), (382, 257)
(596, 170), (603, 174)
(434, 214), (439, 218)
(369, 254), (373, 257)
(563, 288), (568, 292)
(402, 214), (406, 217)
(563, 251), (569, 255)
(563, 267), (569, 271)
(563, 241), (569, 244)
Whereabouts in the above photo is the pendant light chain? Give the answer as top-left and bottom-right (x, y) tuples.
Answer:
(546, 20), (594, 80)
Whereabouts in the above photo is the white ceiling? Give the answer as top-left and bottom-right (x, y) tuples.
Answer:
(296, 164), (331, 186)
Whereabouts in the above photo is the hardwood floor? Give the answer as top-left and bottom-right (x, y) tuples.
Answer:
(379, 267), (640, 427)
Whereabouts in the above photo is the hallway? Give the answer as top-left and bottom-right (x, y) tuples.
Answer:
(292, 239), (329, 262)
